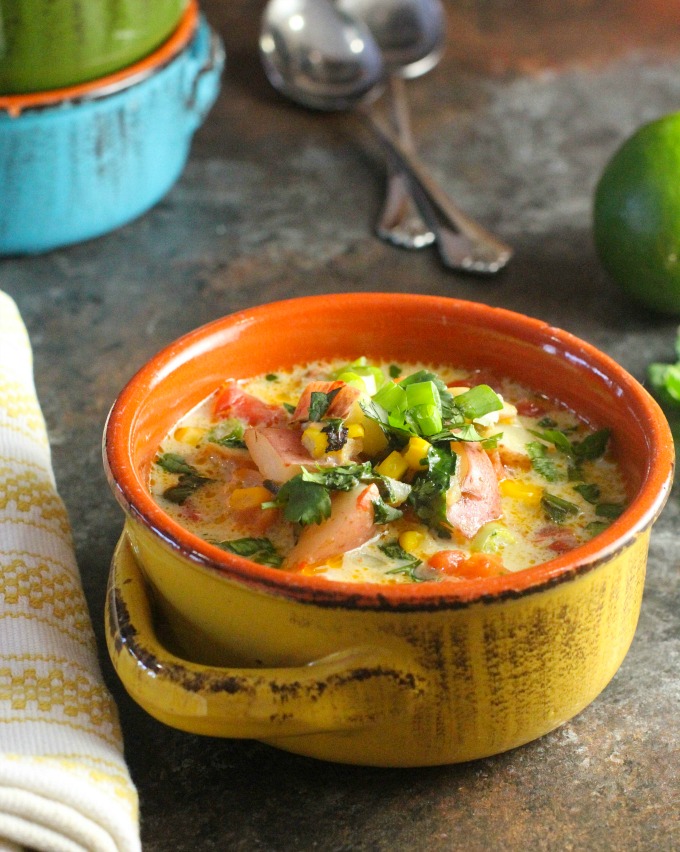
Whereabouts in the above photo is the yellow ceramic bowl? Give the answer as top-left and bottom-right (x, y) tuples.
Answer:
(104, 294), (674, 766)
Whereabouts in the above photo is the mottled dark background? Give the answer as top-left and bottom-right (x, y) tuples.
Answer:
(2, 1), (679, 848)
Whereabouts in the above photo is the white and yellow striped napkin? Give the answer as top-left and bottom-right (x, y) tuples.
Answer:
(0, 291), (140, 852)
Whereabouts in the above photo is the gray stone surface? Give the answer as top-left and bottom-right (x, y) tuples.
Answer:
(1, 2), (678, 849)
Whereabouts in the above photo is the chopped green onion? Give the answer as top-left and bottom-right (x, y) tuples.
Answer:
(454, 385), (503, 421)
(404, 380), (441, 409)
(470, 522), (515, 554)
(409, 403), (443, 437)
(373, 381), (407, 413)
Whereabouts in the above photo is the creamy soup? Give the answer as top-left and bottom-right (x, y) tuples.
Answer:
(149, 358), (628, 584)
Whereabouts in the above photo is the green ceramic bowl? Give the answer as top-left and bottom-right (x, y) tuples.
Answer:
(0, 0), (188, 94)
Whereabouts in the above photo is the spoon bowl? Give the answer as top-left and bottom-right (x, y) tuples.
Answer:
(338, 0), (446, 77)
(260, 0), (383, 112)
(259, 0), (512, 274)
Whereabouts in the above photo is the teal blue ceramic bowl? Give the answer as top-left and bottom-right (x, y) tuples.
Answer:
(0, 2), (224, 255)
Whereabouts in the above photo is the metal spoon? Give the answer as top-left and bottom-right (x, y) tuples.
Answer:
(336, 0), (446, 249)
(259, 0), (512, 274)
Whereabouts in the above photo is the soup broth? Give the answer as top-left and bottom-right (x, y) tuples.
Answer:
(149, 358), (628, 584)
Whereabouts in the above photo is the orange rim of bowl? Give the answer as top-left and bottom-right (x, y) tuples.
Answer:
(0, 0), (198, 116)
(104, 293), (675, 612)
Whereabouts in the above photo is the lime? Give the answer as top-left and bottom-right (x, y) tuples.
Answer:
(593, 112), (680, 315)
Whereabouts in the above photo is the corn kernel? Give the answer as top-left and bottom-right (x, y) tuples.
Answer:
(500, 479), (543, 506)
(173, 426), (204, 446)
(301, 426), (328, 458)
(376, 450), (409, 480)
(402, 436), (431, 470)
(346, 423), (365, 439)
(399, 530), (424, 553)
(229, 486), (272, 510)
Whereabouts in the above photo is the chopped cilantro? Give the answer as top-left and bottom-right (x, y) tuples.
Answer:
(162, 473), (213, 505)
(572, 429), (610, 461)
(573, 482), (600, 504)
(541, 492), (580, 524)
(407, 444), (454, 530)
(389, 364), (402, 379)
(586, 520), (610, 537)
(308, 388), (341, 421)
(529, 427), (574, 456)
(264, 463), (374, 526)
(155, 453), (197, 476)
(265, 373), (278, 382)
(321, 419), (348, 452)
(266, 476), (331, 526)
(596, 502), (625, 519)
(216, 537), (282, 568)
(155, 453), (213, 504)
(380, 541), (425, 582)
(207, 419), (246, 448)
(300, 462), (373, 491)
(372, 496), (403, 524)
(526, 441), (559, 481)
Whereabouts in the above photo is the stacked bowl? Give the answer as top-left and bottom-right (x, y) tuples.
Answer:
(0, 0), (224, 255)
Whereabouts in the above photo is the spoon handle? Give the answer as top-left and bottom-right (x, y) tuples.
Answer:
(364, 109), (513, 274)
(376, 75), (435, 250)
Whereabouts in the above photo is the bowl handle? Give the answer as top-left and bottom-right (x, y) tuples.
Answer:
(106, 535), (426, 739)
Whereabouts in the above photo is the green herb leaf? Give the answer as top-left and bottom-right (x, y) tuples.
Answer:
(321, 419), (348, 452)
(389, 364), (402, 379)
(216, 537), (282, 568)
(300, 462), (373, 492)
(162, 473), (213, 505)
(155, 453), (198, 476)
(573, 429), (610, 460)
(207, 419), (246, 448)
(573, 482), (600, 504)
(372, 497), (403, 524)
(269, 476), (331, 526)
(529, 428), (574, 456)
(408, 445), (454, 529)
(596, 502), (625, 519)
(526, 441), (559, 481)
(379, 541), (425, 582)
(541, 492), (581, 524)
(308, 388), (341, 422)
(586, 520), (610, 537)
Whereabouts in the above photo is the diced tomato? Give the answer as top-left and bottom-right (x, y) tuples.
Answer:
(427, 549), (467, 575)
(455, 552), (505, 579)
(534, 524), (579, 554)
(213, 380), (285, 426)
(515, 398), (549, 418)
(428, 550), (505, 580)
